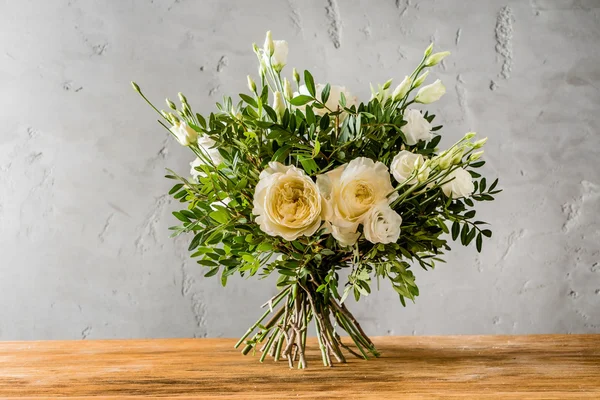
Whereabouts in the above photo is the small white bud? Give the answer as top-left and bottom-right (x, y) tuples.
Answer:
(426, 51), (451, 67)
(293, 68), (300, 84)
(166, 98), (177, 110)
(470, 151), (484, 161)
(424, 42), (434, 57)
(272, 91), (285, 119)
(392, 75), (412, 101)
(464, 131), (477, 140)
(178, 92), (188, 104)
(415, 79), (446, 104)
(264, 31), (274, 56)
(412, 70), (429, 88)
(247, 75), (256, 93)
(283, 78), (293, 100)
(473, 137), (488, 149)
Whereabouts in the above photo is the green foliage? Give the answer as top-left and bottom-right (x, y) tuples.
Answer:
(132, 40), (501, 311)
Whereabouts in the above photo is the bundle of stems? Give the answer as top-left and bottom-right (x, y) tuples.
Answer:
(234, 275), (379, 369)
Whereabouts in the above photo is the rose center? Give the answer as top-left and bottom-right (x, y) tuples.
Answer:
(271, 180), (315, 227)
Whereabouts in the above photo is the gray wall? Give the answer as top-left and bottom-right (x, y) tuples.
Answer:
(1, 0), (599, 340)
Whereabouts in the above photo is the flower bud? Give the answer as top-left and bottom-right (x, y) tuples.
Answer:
(247, 75), (257, 93)
(426, 51), (451, 67)
(470, 151), (484, 161)
(178, 92), (188, 104)
(424, 43), (434, 57)
(392, 75), (412, 101)
(170, 120), (198, 146)
(415, 79), (446, 104)
(382, 78), (393, 91)
(293, 68), (300, 85)
(473, 137), (488, 149)
(252, 43), (260, 55)
(283, 78), (293, 100)
(272, 91), (285, 119)
(437, 151), (453, 170)
(166, 98), (177, 110)
(412, 70), (429, 88)
(464, 131), (477, 140)
(264, 31), (274, 56)
(451, 148), (464, 165)
(131, 81), (141, 93)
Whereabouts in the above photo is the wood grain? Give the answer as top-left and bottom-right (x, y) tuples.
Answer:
(0, 335), (598, 399)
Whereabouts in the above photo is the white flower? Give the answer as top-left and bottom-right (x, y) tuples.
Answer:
(441, 168), (474, 199)
(297, 84), (357, 119)
(190, 157), (204, 180)
(390, 150), (425, 185)
(197, 134), (223, 165)
(363, 202), (402, 244)
(317, 157), (398, 245)
(403, 109), (433, 145)
(272, 40), (288, 70)
(170, 121), (198, 146)
(252, 162), (323, 241)
(392, 76), (412, 101)
(330, 224), (361, 247)
(415, 79), (446, 104)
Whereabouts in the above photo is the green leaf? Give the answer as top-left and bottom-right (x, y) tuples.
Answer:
(476, 233), (483, 252)
(209, 209), (229, 224)
(481, 229), (492, 238)
(304, 70), (316, 96)
(289, 95), (313, 106)
(319, 114), (330, 130)
(339, 91), (346, 107)
(169, 183), (184, 195)
(173, 211), (189, 223)
(263, 105), (278, 122)
(239, 93), (257, 108)
(312, 140), (321, 158)
(204, 267), (220, 277)
(489, 178), (499, 192)
(197, 259), (218, 267)
(451, 221), (460, 240)
(480, 178), (487, 193)
(321, 83), (331, 104)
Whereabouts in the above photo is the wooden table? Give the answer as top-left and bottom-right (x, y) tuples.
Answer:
(0, 335), (598, 399)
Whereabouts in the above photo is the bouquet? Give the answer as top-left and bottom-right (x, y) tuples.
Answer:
(132, 31), (500, 369)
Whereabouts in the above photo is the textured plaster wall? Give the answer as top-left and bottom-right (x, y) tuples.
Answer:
(0, 0), (599, 340)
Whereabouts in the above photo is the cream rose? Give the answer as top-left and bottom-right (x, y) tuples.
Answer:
(253, 162), (323, 241)
(441, 168), (474, 199)
(390, 150), (425, 185)
(363, 202), (402, 244)
(403, 109), (432, 146)
(317, 157), (398, 246)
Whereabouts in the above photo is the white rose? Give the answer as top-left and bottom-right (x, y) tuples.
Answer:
(170, 121), (198, 146)
(403, 109), (432, 146)
(253, 162), (323, 241)
(390, 150), (425, 185)
(363, 202), (402, 244)
(415, 79), (446, 104)
(317, 157), (398, 245)
(441, 168), (474, 199)
(297, 84), (357, 120)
